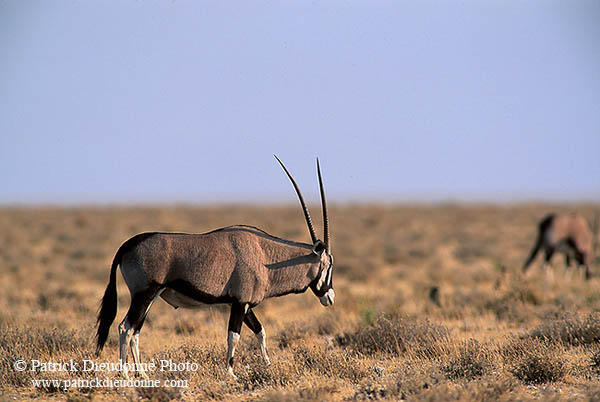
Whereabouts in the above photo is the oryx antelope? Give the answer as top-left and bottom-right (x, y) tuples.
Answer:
(95, 156), (335, 379)
(522, 213), (598, 280)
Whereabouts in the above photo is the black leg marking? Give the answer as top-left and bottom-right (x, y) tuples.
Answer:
(228, 302), (246, 334)
(585, 265), (591, 280)
(244, 309), (270, 365)
(126, 284), (162, 332)
(243, 310), (263, 335)
(226, 302), (247, 377)
(544, 247), (555, 264)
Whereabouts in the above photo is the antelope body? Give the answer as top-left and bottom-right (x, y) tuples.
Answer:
(95, 157), (334, 378)
(522, 213), (598, 280)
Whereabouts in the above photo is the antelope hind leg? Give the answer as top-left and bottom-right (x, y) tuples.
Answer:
(244, 309), (270, 365)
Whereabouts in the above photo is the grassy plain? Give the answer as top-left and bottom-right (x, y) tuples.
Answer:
(1, 203), (600, 401)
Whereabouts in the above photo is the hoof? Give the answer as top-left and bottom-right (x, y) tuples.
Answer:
(227, 366), (237, 380)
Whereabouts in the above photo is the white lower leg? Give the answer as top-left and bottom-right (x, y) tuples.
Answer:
(131, 333), (148, 379)
(118, 319), (134, 380)
(256, 328), (270, 365)
(226, 331), (240, 377)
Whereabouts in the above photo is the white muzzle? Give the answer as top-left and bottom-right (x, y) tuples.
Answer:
(319, 289), (335, 306)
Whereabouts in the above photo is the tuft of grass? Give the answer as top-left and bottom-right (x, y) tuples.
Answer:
(235, 352), (297, 389)
(337, 314), (451, 359)
(442, 339), (491, 381)
(261, 383), (338, 402)
(277, 312), (341, 349)
(292, 345), (370, 382)
(527, 313), (600, 346)
(137, 386), (181, 402)
(0, 324), (91, 388)
(501, 337), (567, 385)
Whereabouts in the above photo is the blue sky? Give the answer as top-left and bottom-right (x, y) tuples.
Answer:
(1, 1), (599, 204)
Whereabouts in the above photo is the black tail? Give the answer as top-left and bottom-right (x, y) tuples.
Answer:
(523, 214), (554, 272)
(522, 235), (542, 272)
(95, 253), (120, 356)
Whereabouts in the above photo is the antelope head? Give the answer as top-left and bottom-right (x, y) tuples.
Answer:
(275, 156), (335, 306)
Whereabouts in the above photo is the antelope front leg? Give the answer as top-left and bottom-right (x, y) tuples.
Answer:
(226, 302), (247, 378)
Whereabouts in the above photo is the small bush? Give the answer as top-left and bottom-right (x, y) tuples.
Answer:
(442, 339), (490, 380)
(502, 338), (566, 385)
(137, 386), (181, 402)
(278, 312), (341, 349)
(262, 383), (338, 402)
(0, 325), (90, 388)
(277, 322), (310, 349)
(511, 354), (565, 385)
(528, 313), (600, 346)
(292, 345), (369, 382)
(590, 348), (600, 373)
(337, 315), (451, 359)
(153, 343), (221, 380)
(350, 383), (389, 401)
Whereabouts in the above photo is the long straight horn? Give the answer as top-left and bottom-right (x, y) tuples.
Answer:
(274, 155), (318, 244)
(317, 158), (330, 252)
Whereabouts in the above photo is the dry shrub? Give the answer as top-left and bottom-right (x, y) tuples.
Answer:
(442, 339), (492, 380)
(454, 242), (488, 263)
(137, 386), (181, 402)
(152, 343), (234, 400)
(278, 312), (340, 349)
(278, 322), (311, 349)
(235, 352), (297, 389)
(442, 288), (493, 320)
(152, 343), (221, 380)
(352, 369), (515, 401)
(483, 283), (541, 322)
(292, 345), (369, 382)
(262, 383), (338, 402)
(337, 315), (451, 359)
(414, 375), (516, 402)
(350, 383), (389, 401)
(527, 313), (600, 346)
(0, 324), (91, 388)
(510, 354), (566, 385)
(351, 364), (444, 401)
(591, 348), (600, 373)
(501, 337), (566, 385)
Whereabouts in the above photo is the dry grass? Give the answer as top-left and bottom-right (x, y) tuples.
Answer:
(0, 203), (599, 400)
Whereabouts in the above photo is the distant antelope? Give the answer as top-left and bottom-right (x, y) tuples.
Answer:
(95, 156), (335, 379)
(522, 213), (598, 280)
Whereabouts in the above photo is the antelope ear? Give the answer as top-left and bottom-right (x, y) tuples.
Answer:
(312, 240), (326, 256)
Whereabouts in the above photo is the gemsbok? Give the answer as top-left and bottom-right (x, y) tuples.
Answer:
(95, 156), (335, 379)
(522, 213), (598, 280)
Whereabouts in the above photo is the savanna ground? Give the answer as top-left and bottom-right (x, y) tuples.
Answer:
(1, 203), (600, 401)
